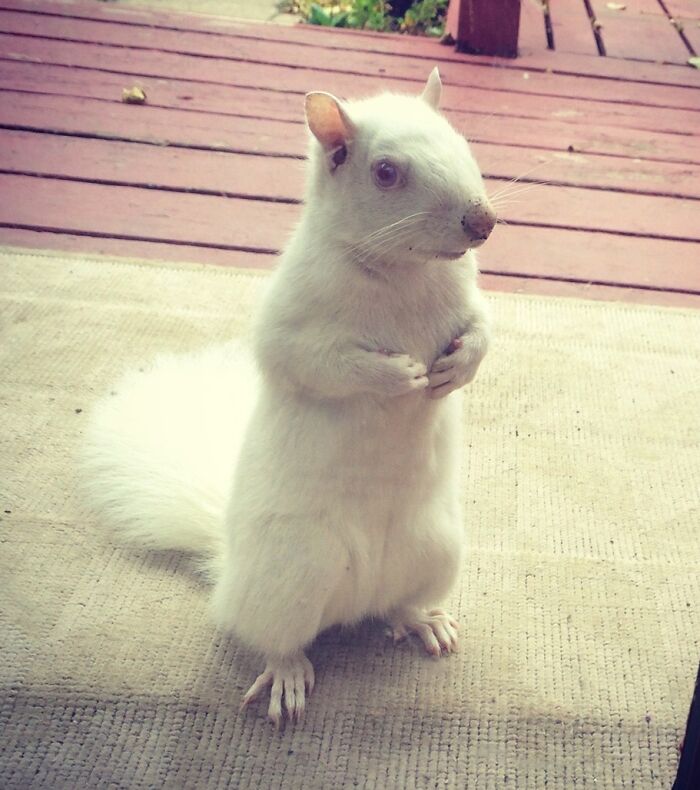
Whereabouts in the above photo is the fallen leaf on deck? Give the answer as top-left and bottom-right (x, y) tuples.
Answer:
(606, 2), (626, 10)
(122, 86), (147, 104)
(689, 57), (700, 69)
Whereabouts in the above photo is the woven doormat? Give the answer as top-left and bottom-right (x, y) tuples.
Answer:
(1, 247), (698, 789)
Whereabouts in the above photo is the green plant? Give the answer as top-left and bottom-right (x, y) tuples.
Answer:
(307, 3), (351, 27)
(292, 1), (448, 36)
(347, 0), (392, 31)
(400, 0), (448, 36)
(302, 2), (390, 31)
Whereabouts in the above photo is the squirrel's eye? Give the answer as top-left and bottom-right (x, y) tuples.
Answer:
(373, 159), (400, 189)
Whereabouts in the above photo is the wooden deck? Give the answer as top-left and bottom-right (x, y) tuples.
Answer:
(0, 0), (699, 306)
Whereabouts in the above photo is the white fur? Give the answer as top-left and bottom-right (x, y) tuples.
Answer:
(81, 342), (257, 560)
(82, 71), (493, 724)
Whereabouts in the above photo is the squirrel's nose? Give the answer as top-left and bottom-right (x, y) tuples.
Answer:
(461, 204), (496, 243)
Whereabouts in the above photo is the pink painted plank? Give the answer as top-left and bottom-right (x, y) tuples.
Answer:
(493, 181), (700, 240)
(590, 0), (692, 63)
(1, 49), (698, 141)
(0, 128), (306, 202)
(548, 0), (600, 56)
(2, 225), (698, 308)
(0, 226), (278, 268)
(2, 128), (698, 242)
(480, 224), (700, 292)
(664, 1), (700, 20)
(0, 173), (298, 251)
(4, 119), (699, 203)
(1, 173), (698, 293)
(0, 90), (304, 156)
(3, 89), (698, 170)
(1, 0), (699, 88)
(516, 0), (549, 52)
(0, 60), (299, 123)
(681, 24), (700, 54)
(478, 271), (700, 307)
(1, 10), (699, 113)
(475, 145), (700, 199)
(666, 3), (700, 53)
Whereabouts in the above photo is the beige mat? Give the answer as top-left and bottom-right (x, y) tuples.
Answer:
(1, 247), (698, 789)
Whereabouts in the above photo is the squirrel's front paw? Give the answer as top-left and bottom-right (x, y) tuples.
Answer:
(371, 352), (429, 397)
(428, 337), (485, 399)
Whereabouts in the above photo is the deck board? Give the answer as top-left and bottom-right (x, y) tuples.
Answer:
(546, 0), (600, 56)
(0, 0), (698, 306)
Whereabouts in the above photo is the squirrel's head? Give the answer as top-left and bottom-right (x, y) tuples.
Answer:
(304, 68), (495, 272)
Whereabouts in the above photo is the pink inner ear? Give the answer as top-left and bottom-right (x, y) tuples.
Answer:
(306, 93), (350, 150)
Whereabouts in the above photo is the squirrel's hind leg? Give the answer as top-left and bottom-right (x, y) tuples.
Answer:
(214, 514), (349, 725)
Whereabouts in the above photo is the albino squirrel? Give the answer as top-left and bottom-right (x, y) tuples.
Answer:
(82, 68), (495, 726)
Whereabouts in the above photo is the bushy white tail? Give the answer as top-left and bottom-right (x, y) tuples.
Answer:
(81, 342), (258, 558)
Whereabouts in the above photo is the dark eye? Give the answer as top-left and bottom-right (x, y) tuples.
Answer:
(373, 159), (400, 189)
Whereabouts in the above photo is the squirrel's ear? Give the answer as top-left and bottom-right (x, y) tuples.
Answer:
(420, 67), (442, 110)
(305, 92), (355, 151)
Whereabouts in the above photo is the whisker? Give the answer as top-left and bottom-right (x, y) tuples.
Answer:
(490, 183), (549, 209)
(361, 212), (430, 245)
(352, 221), (427, 267)
(319, 214), (424, 258)
(352, 214), (429, 257)
(491, 182), (550, 201)
(491, 178), (553, 202)
(354, 231), (416, 264)
(487, 160), (552, 201)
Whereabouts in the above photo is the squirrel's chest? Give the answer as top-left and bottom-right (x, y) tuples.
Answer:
(351, 274), (468, 364)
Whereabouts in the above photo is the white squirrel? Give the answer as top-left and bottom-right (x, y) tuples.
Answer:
(82, 68), (495, 726)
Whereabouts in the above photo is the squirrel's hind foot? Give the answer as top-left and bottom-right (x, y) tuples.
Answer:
(240, 651), (315, 728)
(388, 607), (459, 657)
